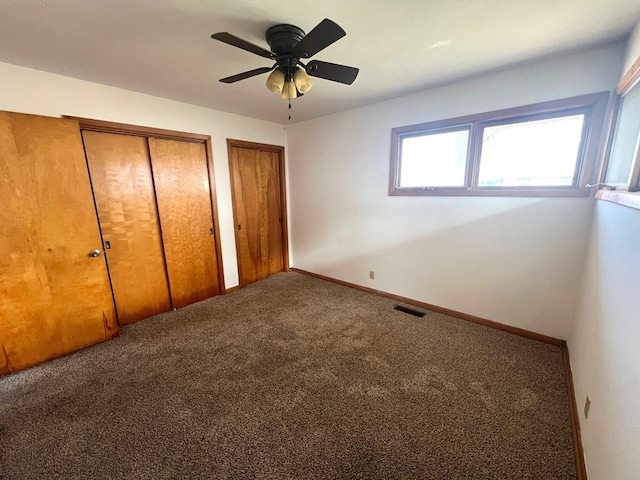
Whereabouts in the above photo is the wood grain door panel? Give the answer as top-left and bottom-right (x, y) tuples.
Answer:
(231, 147), (264, 285)
(148, 138), (220, 308)
(264, 151), (284, 275)
(83, 131), (172, 325)
(229, 143), (286, 286)
(0, 112), (118, 374)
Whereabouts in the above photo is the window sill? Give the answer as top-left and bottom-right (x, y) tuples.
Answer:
(390, 187), (589, 197)
(595, 189), (640, 211)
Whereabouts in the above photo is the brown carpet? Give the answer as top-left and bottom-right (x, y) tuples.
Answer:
(0, 272), (576, 479)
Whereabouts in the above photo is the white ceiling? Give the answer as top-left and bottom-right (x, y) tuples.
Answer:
(0, 0), (639, 124)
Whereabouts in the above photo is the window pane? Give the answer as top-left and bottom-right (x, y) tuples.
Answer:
(399, 129), (469, 187)
(606, 84), (640, 186)
(478, 115), (585, 187)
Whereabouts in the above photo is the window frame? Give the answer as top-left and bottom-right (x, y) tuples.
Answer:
(389, 92), (609, 197)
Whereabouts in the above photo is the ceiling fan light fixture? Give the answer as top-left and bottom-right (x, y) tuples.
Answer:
(293, 68), (313, 94)
(266, 69), (285, 93)
(212, 18), (358, 110)
(281, 80), (297, 99)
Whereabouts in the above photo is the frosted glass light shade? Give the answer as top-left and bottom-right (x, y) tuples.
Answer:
(266, 69), (285, 93)
(281, 81), (297, 99)
(293, 69), (313, 94)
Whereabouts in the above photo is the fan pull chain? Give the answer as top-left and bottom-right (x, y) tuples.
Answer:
(288, 98), (292, 121)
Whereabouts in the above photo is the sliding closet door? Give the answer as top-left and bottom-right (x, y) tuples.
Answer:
(228, 141), (286, 286)
(148, 138), (221, 308)
(0, 112), (118, 374)
(83, 131), (172, 325)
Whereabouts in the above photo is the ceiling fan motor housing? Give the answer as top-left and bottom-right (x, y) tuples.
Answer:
(265, 24), (305, 56)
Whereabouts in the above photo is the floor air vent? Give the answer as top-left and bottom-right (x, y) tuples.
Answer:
(393, 305), (425, 318)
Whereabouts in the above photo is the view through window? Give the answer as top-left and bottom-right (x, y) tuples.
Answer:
(399, 128), (469, 188)
(478, 115), (585, 187)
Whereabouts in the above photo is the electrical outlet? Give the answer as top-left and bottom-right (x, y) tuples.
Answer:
(584, 395), (591, 419)
(369, 270), (375, 280)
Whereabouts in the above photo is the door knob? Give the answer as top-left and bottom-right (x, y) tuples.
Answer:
(88, 249), (102, 257)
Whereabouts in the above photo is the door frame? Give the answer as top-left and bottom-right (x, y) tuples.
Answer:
(227, 139), (290, 288)
(67, 116), (226, 294)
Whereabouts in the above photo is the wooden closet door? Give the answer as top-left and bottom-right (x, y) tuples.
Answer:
(83, 131), (171, 325)
(264, 150), (284, 275)
(229, 144), (285, 286)
(0, 112), (118, 374)
(148, 138), (221, 308)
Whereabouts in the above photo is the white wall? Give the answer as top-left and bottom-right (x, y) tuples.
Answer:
(568, 201), (640, 479)
(287, 44), (624, 339)
(566, 23), (640, 479)
(0, 61), (286, 289)
(623, 18), (640, 74)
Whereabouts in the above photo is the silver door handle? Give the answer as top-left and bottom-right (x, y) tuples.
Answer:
(88, 249), (102, 257)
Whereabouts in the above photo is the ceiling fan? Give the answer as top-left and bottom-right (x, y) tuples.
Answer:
(211, 18), (359, 100)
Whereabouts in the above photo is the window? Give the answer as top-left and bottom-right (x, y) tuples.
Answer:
(398, 127), (469, 187)
(603, 57), (640, 193)
(390, 92), (609, 196)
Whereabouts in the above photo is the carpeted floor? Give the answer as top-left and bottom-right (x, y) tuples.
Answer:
(0, 272), (576, 479)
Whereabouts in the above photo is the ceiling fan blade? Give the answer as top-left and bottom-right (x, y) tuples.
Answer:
(211, 32), (274, 59)
(219, 67), (273, 84)
(293, 19), (346, 58)
(306, 60), (359, 85)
